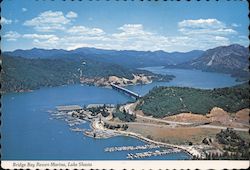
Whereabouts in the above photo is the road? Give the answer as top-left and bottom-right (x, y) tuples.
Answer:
(198, 124), (249, 132)
(136, 114), (192, 125)
(123, 103), (249, 132)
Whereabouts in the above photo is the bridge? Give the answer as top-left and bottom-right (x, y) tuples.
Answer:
(111, 83), (141, 99)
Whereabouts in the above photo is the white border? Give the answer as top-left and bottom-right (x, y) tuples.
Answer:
(1, 160), (249, 170)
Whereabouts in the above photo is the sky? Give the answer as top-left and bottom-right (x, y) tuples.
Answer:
(1, 0), (249, 52)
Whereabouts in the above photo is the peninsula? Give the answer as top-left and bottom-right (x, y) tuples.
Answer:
(51, 82), (249, 160)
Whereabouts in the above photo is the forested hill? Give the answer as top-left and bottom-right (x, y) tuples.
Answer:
(136, 83), (249, 118)
(0, 55), (174, 93)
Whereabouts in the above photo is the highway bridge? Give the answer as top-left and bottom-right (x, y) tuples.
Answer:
(111, 83), (141, 99)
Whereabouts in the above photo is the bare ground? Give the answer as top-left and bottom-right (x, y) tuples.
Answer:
(114, 104), (249, 147)
(235, 108), (249, 125)
(164, 112), (209, 123)
(127, 124), (220, 145)
(164, 107), (249, 128)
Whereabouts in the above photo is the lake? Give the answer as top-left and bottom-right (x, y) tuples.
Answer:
(128, 66), (241, 95)
(2, 67), (239, 160)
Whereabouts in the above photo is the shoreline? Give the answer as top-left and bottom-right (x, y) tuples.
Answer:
(1, 79), (154, 94)
(90, 120), (205, 159)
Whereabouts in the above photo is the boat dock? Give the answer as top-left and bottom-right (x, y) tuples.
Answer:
(70, 127), (86, 132)
(104, 144), (160, 152)
(126, 148), (181, 159)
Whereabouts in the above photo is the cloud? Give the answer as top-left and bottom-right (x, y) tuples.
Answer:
(27, 22), (238, 52)
(22, 8), (27, 12)
(235, 35), (248, 46)
(118, 24), (143, 32)
(22, 33), (60, 49)
(231, 23), (240, 27)
(178, 19), (224, 29)
(66, 11), (78, 18)
(173, 18), (240, 50)
(3, 31), (21, 41)
(23, 10), (72, 32)
(113, 24), (153, 39)
(1, 17), (12, 24)
(110, 24), (173, 51)
(178, 18), (237, 35)
(61, 24), (174, 51)
(180, 35), (231, 50)
(67, 26), (105, 36)
(23, 34), (58, 40)
(8, 17), (245, 52)
(32, 36), (60, 49)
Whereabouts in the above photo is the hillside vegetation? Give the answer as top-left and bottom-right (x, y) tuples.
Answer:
(169, 44), (249, 81)
(1, 55), (174, 93)
(136, 83), (249, 117)
(213, 128), (249, 160)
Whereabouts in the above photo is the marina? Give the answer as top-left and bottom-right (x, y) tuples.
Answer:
(104, 144), (160, 152)
(126, 148), (182, 159)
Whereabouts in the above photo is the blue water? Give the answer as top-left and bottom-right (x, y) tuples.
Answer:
(127, 66), (240, 96)
(2, 67), (239, 160)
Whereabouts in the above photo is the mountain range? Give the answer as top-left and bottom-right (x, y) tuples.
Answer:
(1, 44), (249, 92)
(4, 47), (204, 68)
(168, 44), (249, 81)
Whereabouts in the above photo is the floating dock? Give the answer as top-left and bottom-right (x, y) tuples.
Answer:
(126, 148), (181, 159)
(104, 144), (160, 152)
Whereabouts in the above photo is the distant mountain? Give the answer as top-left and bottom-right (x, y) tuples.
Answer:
(4, 47), (204, 68)
(93, 49), (203, 67)
(165, 50), (204, 64)
(169, 44), (249, 81)
(4, 48), (70, 59)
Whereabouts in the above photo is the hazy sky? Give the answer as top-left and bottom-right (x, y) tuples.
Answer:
(1, 0), (248, 52)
